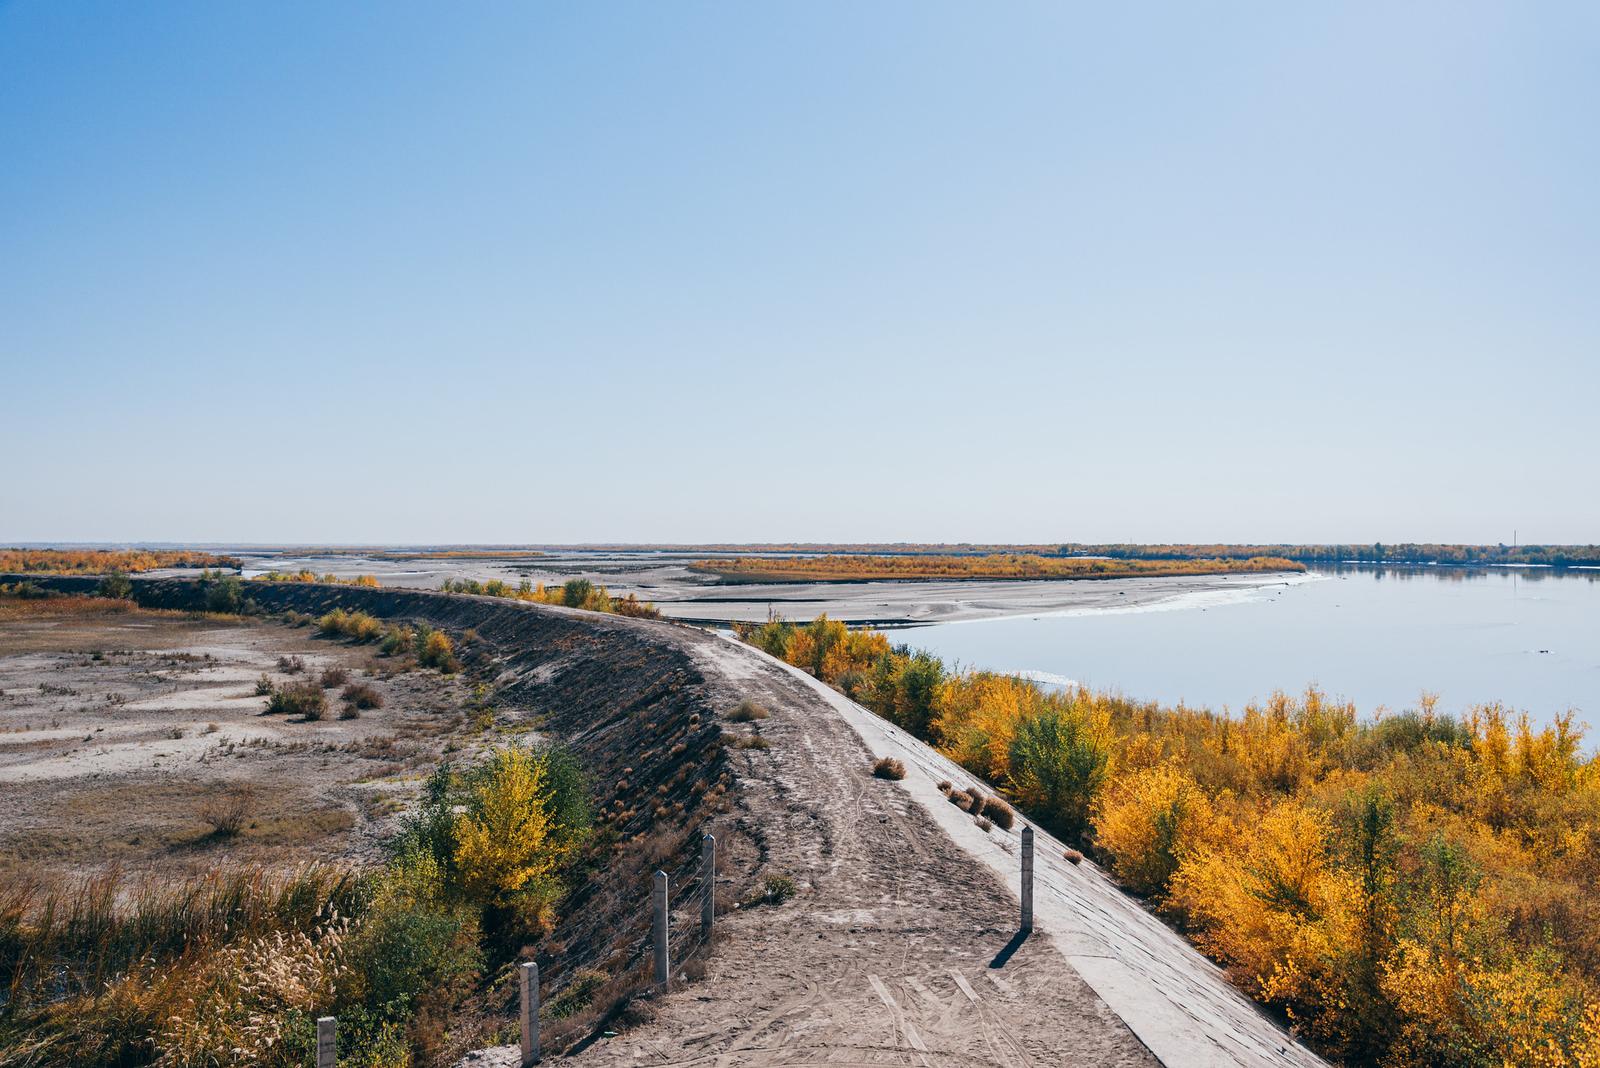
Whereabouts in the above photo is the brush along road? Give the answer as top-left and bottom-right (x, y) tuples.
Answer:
(463, 613), (1326, 1068)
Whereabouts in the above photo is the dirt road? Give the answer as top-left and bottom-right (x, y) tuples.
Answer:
(464, 619), (1324, 1068)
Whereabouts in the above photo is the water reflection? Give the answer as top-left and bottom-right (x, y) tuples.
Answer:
(1329, 563), (1600, 584)
(895, 565), (1600, 729)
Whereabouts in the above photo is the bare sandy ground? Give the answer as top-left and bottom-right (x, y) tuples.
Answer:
(0, 606), (476, 880)
(461, 619), (1327, 1068)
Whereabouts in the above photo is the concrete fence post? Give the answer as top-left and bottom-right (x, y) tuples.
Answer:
(316, 1016), (336, 1068)
(1021, 825), (1035, 932)
(701, 833), (716, 940)
(519, 961), (540, 1065)
(653, 870), (670, 987)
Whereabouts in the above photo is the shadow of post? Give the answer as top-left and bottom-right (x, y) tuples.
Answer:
(989, 929), (1030, 969)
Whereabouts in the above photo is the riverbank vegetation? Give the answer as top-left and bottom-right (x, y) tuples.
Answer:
(439, 577), (660, 618)
(694, 554), (1304, 583)
(254, 570), (382, 587)
(1061, 543), (1600, 568)
(559, 542), (1600, 568)
(0, 744), (590, 1068)
(737, 614), (1600, 1067)
(315, 609), (462, 673)
(287, 549), (547, 561)
(0, 549), (241, 574)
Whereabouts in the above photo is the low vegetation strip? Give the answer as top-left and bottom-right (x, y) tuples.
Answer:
(692, 553), (1304, 583)
(0, 549), (240, 574)
(1060, 542), (1600, 568)
(1, 576), (734, 1068)
(439, 576), (660, 618)
(0, 744), (585, 1068)
(736, 613), (1600, 1068)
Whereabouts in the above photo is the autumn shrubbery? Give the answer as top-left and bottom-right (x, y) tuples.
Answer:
(342, 682), (384, 710)
(318, 607), (384, 642)
(0, 742), (593, 1067)
(254, 570), (381, 588)
(695, 552), (1305, 583)
(266, 681), (327, 719)
(741, 613), (1600, 1067)
(394, 744), (592, 939)
(438, 576), (661, 618)
(313, 609), (460, 673)
(0, 548), (241, 574)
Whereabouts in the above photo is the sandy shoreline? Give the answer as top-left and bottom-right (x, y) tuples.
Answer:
(221, 548), (1310, 626)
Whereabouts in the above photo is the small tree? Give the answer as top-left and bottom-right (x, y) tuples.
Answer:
(97, 570), (133, 600)
(1009, 702), (1113, 841)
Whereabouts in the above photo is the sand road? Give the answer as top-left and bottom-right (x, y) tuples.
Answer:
(463, 621), (1326, 1068)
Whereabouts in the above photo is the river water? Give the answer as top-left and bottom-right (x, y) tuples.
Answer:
(891, 566), (1600, 728)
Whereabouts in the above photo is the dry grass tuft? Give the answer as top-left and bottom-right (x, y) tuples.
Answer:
(318, 665), (349, 689)
(200, 788), (254, 838)
(727, 700), (769, 722)
(983, 797), (1016, 830)
(872, 756), (906, 780)
(341, 682), (384, 710)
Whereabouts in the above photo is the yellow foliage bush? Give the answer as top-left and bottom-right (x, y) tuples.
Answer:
(740, 613), (1600, 1066)
(1091, 763), (1221, 898)
(1167, 800), (1357, 1044)
(931, 672), (1036, 783)
(452, 747), (571, 930)
(418, 629), (458, 672)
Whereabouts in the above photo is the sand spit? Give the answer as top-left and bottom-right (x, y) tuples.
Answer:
(221, 547), (1309, 625)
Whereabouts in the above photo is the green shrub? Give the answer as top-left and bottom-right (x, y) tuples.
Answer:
(378, 625), (414, 656)
(97, 570), (134, 600)
(267, 682), (327, 720)
(549, 968), (609, 1020)
(561, 578), (594, 608)
(761, 874), (796, 905)
(340, 847), (480, 1017)
(1008, 704), (1111, 840)
(201, 572), (245, 614)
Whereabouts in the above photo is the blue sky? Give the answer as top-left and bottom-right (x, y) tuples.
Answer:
(3, 2), (1596, 544)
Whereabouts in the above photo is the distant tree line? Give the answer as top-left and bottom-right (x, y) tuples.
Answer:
(1061, 544), (1600, 567)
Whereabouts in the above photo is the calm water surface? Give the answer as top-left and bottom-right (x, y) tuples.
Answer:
(894, 567), (1600, 728)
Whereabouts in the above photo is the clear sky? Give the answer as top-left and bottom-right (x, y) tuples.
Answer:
(3, 2), (1596, 545)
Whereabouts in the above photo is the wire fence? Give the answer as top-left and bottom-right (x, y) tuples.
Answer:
(313, 829), (725, 1067)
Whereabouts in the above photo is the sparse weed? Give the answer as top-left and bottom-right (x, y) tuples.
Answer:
(727, 700), (769, 722)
